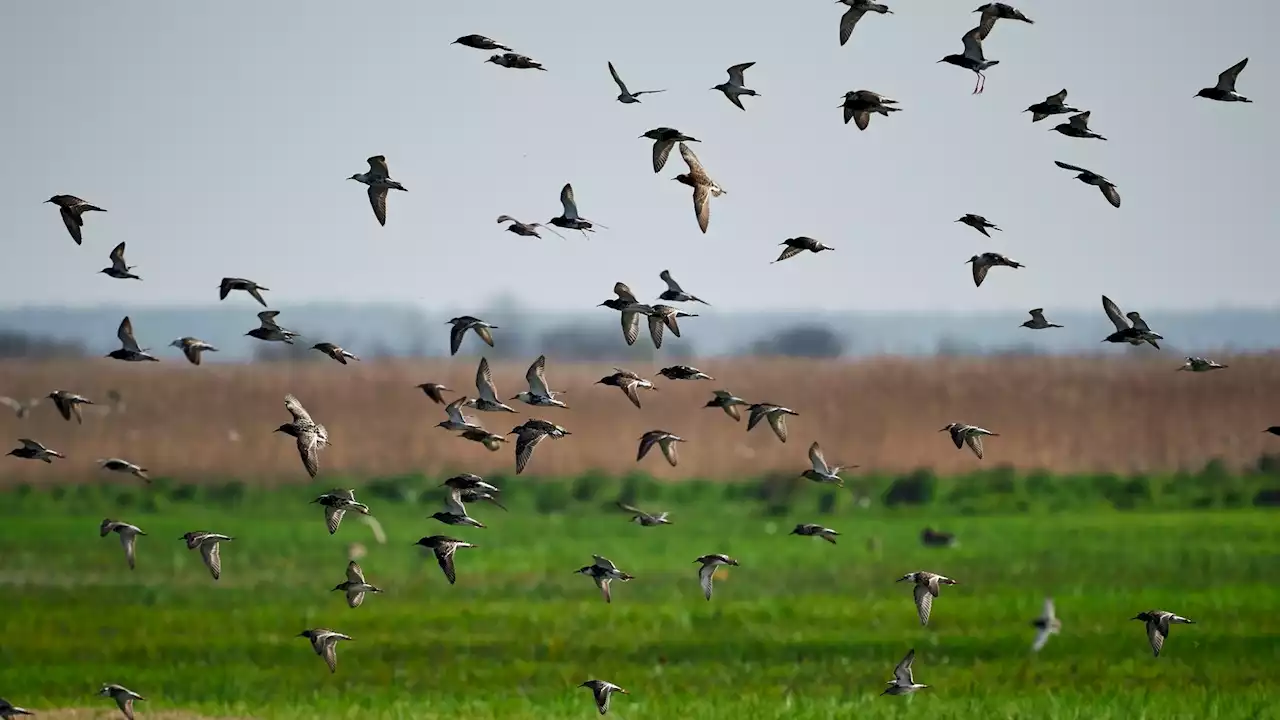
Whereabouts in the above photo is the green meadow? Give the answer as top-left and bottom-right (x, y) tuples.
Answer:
(1, 468), (1278, 719)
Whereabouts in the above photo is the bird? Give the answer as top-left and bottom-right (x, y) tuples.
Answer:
(414, 535), (477, 585)
(416, 382), (452, 404)
(836, 1), (893, 47)
(181, 531), (233, 580)
(640, 128), (700, 174)
(313, 489), (371, 535)
(1196, 58), (1251, 103)
(1022, 308), (1063, 329)
(897, 571), (959, 626)
(576, 555), (634, 604)
(275, 394), (330, 478)
(513, 354), (568, 409)
(437, 396), (483, 432)
(607, 61), (665, 103)
(1101, 295), (1163, 349)
(712, 62), (760, 111)
(246, 310), (301, 344)
(98, 684), (144, 720)
(1178, 357), (1228, 372)
(458, 426), (508, 451)
(348, 155), (407, 226)
(1052, 111), (1106, 140)
(596, 368), (657, 409)
(100, 519), (146, 570)
(974, 2), (1034, 32)
(920, 527), (958, 548)
(1024, 89), (1079, 121)
(333, 561), (382, 608)
(658, 365), (714, 381)
(0, 698), (33, 717)
(1032, 597), (1062, 652)
(658, 269), (710, 304)
(447, 316), (498, 356)
(458, 488), (508, 512)
(218, 277), (270, 307)
(673, 142), (725, 234)
(99, 458), (149, 483)
(548, 183), (606, 237)
(802, 441), (854, 486)
(0, 396), (40, 419)
(773, 237), (834, 263)
(169, 337), (218, 365)
(430, 487), (486, 528)
(940, 423), (998, 459)
(46, 195), (106, 245)
(747, 403), (799, 442)
(441, 473), (501, 494)
(48, 390), (93, 424)
(99, 242), (140, 280)
(496, 214), (566, 239)
(637, 430), (685, 467)
(966, 252), (1024, 287)
(839, 90), (901, 130)
(486, 52), (547, 70)
(617, 501), (672, 526)
(938, 26), (999, 94)
(312, 342), (361, 364)
(881, 649), (929, 696)
(452, 34), (513, 52)
(1131, 610), (1195, 657)
(704, 389), (750, 421)
(579, 679), (629, 715)
(464, 357), (518, 414)
(7, 438), (65, 463)
(297, 628), (353, 673)
(695, 554), (739, 600)
(955, 214), (1000, 237)
(108, 316), (159, 362)
(1054, 161), (1121, 209)
(509, 418), (571, 475)
(646, 304), (699, 350)
(791, 523), (840, 544)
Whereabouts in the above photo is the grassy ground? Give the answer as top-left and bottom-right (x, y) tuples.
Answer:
(1, 480), (1277, 719)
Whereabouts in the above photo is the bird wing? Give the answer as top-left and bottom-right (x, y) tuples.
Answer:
(913, 584), (934, 625)
(613, 282), (638, 303)
(596, 575), (613, 604)
(1216, 58), (1248, 91)
(297, 435), (321, 478)
(346, 587), (366, 609)
(449, 322), (467, 355)
(59, 206), (84, 245)
(559, 183), (580, 219)
(808, 442), (830, 473)
(636, 432), (659, 461)
(699, 562), (717, 600)
(1029, 308), (1046, 321)
(284, 394), (313, 424)
(258, 310), (282, 329)
(346, 560), (365, 584)
(201, 540), (222, 580)
(965, 433), (985, 459)
(616, 500), (645, 515)
(971, 261), (990, 288)
(109, 242), (128, 270)
(1047, 89), (1068, 104)
(434, 545), (459, 584)
(1128, 312), (1152, 331)
(515, 430), (548, 474)
(607, 61), (629, 94)
(620, 380), (643, 409)
(476, 357), (499, 402)
(1068, 111), (1091, 129)
(320, 637), (340, 672)
(1100, 182), (1121, 209)
(961, 26), (987, 61)
(647, 313), (666, 349)
(652, 139), (676, 174)
(1146, 620), (1165, 657)
(775, 245), (804, 263)
(1102, 295), (1130, 331)
(894, 648), (916, 685)
(679, 141), (707, 179)
(1054, 160), (1090, 174)
(444, 397), (469, 424)
(117, 316), (141, 352)
(475, 325), (495, 347)
(121, 530), (138, 570)
(839, 7), (867, 46)
(621, 308), (643, 346)
(767, 412), (790, 442)
(1042, 597), (1056, 623)
(658, 436), (680, 466)
(1032, 626), (1053, 652)
(692, 184), (711, 234)
(726, 61), (755, 85)
(592, 554), (618, 572)
(593, 684), (613, 713)
(367, 155), (391, 179)
(853, 110), (871, 131)
(117, 696), (135, 720)
(659, 269), (683, 293)
(526, 354), (551, 396)
(367, 185), (388, 227)
(325, 506), (345, 534)
(443, 487), (468, 515)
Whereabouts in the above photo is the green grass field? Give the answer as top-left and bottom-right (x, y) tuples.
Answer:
(1, 475), (1278, 719)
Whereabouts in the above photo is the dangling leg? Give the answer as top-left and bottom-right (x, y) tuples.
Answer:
(972, 71), (981, 94)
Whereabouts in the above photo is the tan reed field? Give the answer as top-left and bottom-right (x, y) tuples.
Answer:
(2, 354), (1278, 486)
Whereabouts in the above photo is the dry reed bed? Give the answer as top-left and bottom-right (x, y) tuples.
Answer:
(1, 355), (1278, 486)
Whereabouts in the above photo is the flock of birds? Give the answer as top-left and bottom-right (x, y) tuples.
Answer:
(1, 3), (1254, 716)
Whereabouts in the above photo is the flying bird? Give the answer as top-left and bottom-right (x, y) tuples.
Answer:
(1052, 111), (1106, 140)
(897, 571), (959, 626)
(549, 183), (605, 237)
(452, 34), (513, 52)
(416, 382), (452, 405)
(1024, 89), (1079, 121)
(245, 310), (301, 344)
(415, 535), (477, 585)
(1031, 597), (1062, 652)
(607, 61), (665, 103)
(974, 2), (1034, 32)
(170, 337), (218, 365)
(297, 628), (353, 673)
(940, 423), (998, 459)
(447, 316), (498, 356)
(637, 430), (685, 467)
(802, 441), (854, 486)
(579, 679), (629, 715)
(513, 355), (568, 409)
(0, 396), (40, 419)
(747, 403), (799, 442)
(704, 389), (749, 421)
(0, 698), (33, 717)
(181, 531), (233, 580)
(218, 277), (270, 307)
(836, 1), (893, 47)
(1131, 610), (1195, 657)
(576, 555), (634, 604)
(1101, 295), (1163, 348)
(465, 357), (518, 413)
(881, 649), (929, 696)
(966, 252), (1024, 287)
(1021, 308), (1062, 329)
(773, 237), (834, 263)
(48, 390), (93, 424)
(458, 426), (507, 451)
(275, 394), (330, 478)
(673, 142), (725, 234)
(486, 52), (547, 70)
(108, 316), (159, 362)
(313, 488), (371, 535)
(596, 368), (657, 409)
(99, 242), (140, 280)
(658, 269), (710, 304)
(617, 501), (672, 526)
(45, 195), (106, 245)
(333, 561), (382, 608)
(429, 487), (486, 528)
(640, 128), (699, 173)
(312, 342), (360, 364)
(695, 554), (739, 600)
(657, 365), (714, 381)
(98, 684), (144, 720)
(713, 62), (760, 111)
(436, 396), (482, 432)
(840, 90), (901, 130)
(6, 438), (64, 463)
(99, 458), (149, 483)
(646, 304), (698, 349)
(496, 214), (566, 239)
(1054, 161), (1121, 208)
(100, 519), (146, 570)
(938, 26), (999, 94)
(955, 214), (1000, 237)
(348, 155), (407, 226)
(1178, 357), (1228, 372)
(791, 523), (840, 544)
(509, 418), (571, 475)
(1196, 58), (1251, 103)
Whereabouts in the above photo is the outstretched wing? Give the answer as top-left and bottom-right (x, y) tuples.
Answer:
(1101, 295), (1129, 331)
(1216, 58), (1248, 91)
(367, 186), (389, 226)
(698, 563), (717, 600)
(659, 269), (682, 293)
(1054, 160), (1090, 174)
(117, 316), (141, 352)
(808, 442), (829, 473)
(284, 394), (313, 424)
(726, 61), (755, 85)
(434, 546), (458, 585)
(606, 61), (629, 94)
(559, 183), (579, 219)
(913, 585), (933, 625)
(526, 355), (551, 396)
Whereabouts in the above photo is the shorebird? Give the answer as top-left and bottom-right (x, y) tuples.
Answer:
(333, 561), (382, 608)
(181, 531), (233, 580)
(640, 128), (700, 173)
(1052, 111), (1106, 140)
(836, 1), (893, 46)
(447, 316), (498, 356)
(452, 34), (512, 51)
(966, 252), (1024, 287)
(840, 90), (901, 130)
(48, 390), (93, 424)
(430, 487), (486, 528)
(509, 418), (571, 475)
(297, 628), (352, 673)
(773, 237), (834, 263)
(637, 430), (685, 467)
(597, 283), (651, 345)
(465, 357), (518, 414)
(416, 382), (452, 404)
(1196, 58), (1251, 103)
(940, 423), (998, 459)
(1032, 597), (1062, 652)
(348, 155), (407, 226)
(496, 214), (565, 239)
(218, 277), (270, 307)
(975, 2), (1034, 32)
(673, 142), (725, 234)
(647, 304), (698, 349)
(513, 354), (568, 409)
(576, 555), (634, 603)
(275, 394), (330, 478)
(748, 403), (800, 442)
(6, 438), (64, 463)
(658, 365), (714, 381)
(442, 473), (501, 494)
(1054, 161), (1120, 208)
(170, 337), (218, 365)
(486, 52), (547, 70)
(246, 310), (301, 344)
(99, 242), (140, 280)
(415, 535), (477, 585)
(579, 679), (628, 715)
(1025, 89), (1079, 121)
(1178, 357), (1228, 372)
(658, 269), (710, 304)
(312, 342), (360, 364)
(897, 571), (959, 626)
(881, 649), (929, 696)
(46, 195), (106, 245)
(437, 396), (483, 432)
(0, 396), (40, 419)
(458, 426), (507, 451)
(921, 527), (958, 548)
(100, 519), (146, 570)
(458, 488), (508, 512)
(108, 316), (159, 361)
(939, 26), (999, 94)
(607, 61), (665, 103)
(704, 389), (750, 421)
(597, 368), (657, 409)
(791, 523), (840, 544)
(1101, 295), (1163, 349)
(313, 488), (371, 535)
(98, 684), (144, 720)
(712, 62), (760, 111)
(956, 213), (1000, 237)
(549, 183), (605, 237)
(1131, 610), (1195, 657)
(802, 441), (854, 486)
(1022, 308), (1062, 329)
(0, 698), (33, 717)
(695, 554), (739, 600)
(99, 458), (149, 483)
(617, 501), (672, 526)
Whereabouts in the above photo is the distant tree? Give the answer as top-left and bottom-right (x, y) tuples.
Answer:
(0, 330), (86, 360)
(749, 324), (845, 359)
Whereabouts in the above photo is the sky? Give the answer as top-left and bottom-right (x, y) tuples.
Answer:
(1, 1), (1276, 314)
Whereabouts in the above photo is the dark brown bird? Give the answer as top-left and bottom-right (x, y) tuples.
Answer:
(452, 34), (513, 52)
(773, 237), (834, 263)
(45, 195), (106, 245)
(416, 383), (452, 404)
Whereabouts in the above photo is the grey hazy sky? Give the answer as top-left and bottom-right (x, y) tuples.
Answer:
(2, 2), (1275, 313)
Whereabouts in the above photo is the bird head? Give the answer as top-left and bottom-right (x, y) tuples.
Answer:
(1194, 89), (1210, 99)
(1130, 613), (1148, 622)
(273, 423), (293, 434)
(938, 424), (954, 432)
(964, 256), (979, 264)
(44, 196), (58, 204)
(728, 558), (740, 566)
(896, 573), (914, 582)
(346, 174), (361, 181)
